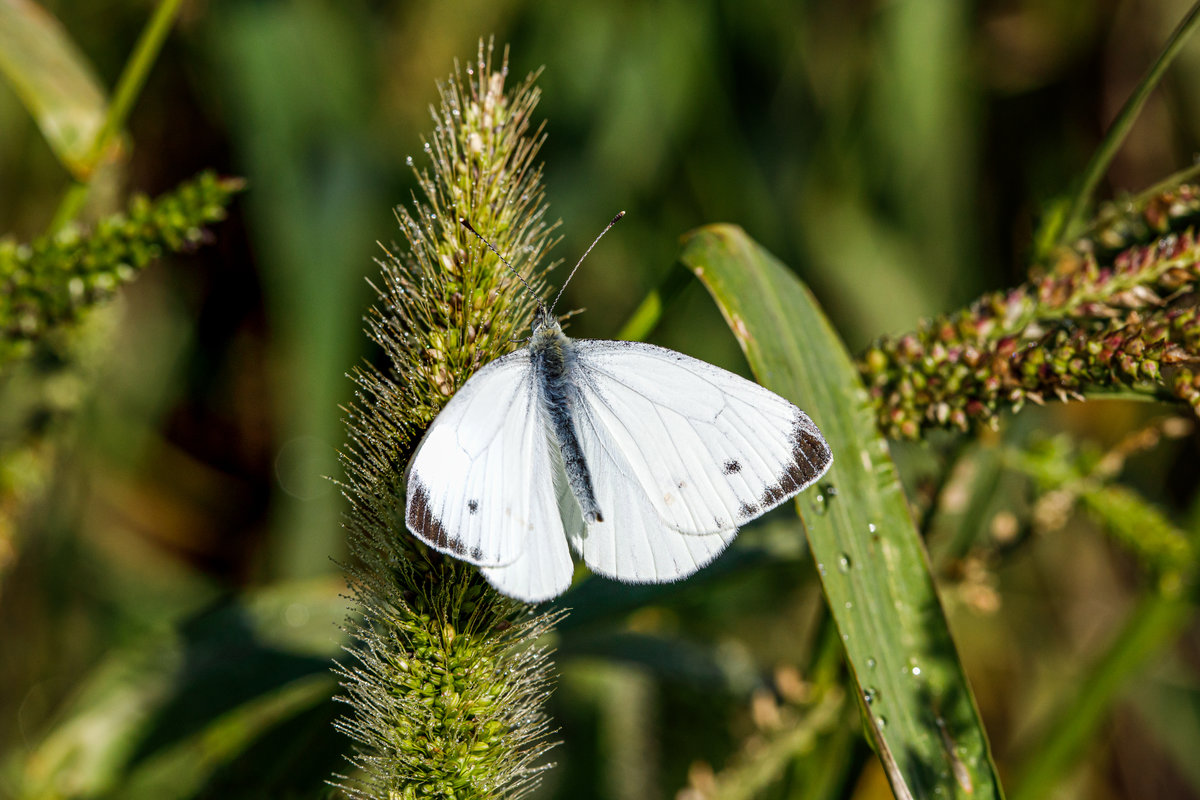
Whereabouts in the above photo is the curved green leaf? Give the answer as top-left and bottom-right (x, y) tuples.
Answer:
(0, 0), (108, 178)
(680, 224), (1003, 799)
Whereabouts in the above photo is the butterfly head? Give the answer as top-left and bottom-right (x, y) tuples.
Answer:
(531, 304), (563, 339)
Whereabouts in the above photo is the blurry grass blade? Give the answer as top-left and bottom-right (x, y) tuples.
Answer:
(557, 541), (781, 633)
(1127, 658), (1200, 795)
(1050, 0), (1200, 249)
(616, 259), (693, 341)
(49, 0), (186, 227)
(1011, 592), (1192, 800)
(928, 441), (1010, 573)
(560, 632), (757, 693)
(1083, 484), (1193, 575)
(18, 579), (349, 798)
(117, 674), (337, 800)
(81, 0), (184, 171)
(211, 1), (384, 578)
(707, 689), (845, 800)
(680, 225), (1003, 799)
(0, 0), (108, 178)
(1012, 435), (1195, 576)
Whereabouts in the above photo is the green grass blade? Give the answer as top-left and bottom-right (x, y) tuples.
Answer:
(49, 0), (187, 229)
(1051, 1), (1200, 248)
(0, 0), (108, 178)
(1010, 592), (1192, 800)
(679, 224), (1003, 799)
(616, 260), (692, 342)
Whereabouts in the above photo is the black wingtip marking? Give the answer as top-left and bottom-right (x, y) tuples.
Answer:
(467, 499), (479, 514)
(723, 459), (742, 475)
(760, 415), (834, 508)
(739, 502), (759, 518)
(407, 481), (467, 556)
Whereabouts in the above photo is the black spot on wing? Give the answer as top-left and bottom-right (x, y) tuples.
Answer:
(723, 459), (742, 475)
(760, 414), (833, 508)
(468, 499), (479, 514)
(739, 502), (759, 518)
(407, 481), (467, 557)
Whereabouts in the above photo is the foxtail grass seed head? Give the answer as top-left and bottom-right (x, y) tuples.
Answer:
(334, 41), (563, 798)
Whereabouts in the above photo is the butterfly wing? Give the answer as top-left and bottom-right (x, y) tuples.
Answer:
(571, 339), (832, 536)
(405, 350), (574, 602)
(564, 408), (739, 583)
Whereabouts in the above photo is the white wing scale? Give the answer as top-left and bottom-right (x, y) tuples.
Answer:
(404, 351), (573, 601)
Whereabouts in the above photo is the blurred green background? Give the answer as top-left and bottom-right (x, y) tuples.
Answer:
(4, 0), (1200, 798)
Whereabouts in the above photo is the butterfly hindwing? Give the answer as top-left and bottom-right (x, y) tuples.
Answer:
(404, 350), (574, 601)
(567, 396), (738, 582)
(480, 439), (579, 602)
(571, 340), (832, 535)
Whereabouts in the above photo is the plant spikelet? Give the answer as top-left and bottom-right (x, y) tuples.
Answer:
(860, 182), (1200, 437)
(334, 40), (563, 799)
(0, 170), (244, 370)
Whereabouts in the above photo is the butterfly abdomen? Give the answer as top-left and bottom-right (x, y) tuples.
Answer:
(530, 325), (603, 524)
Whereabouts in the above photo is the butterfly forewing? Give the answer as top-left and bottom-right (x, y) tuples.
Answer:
(571, 340), (832, 534)
(404, 352), (571, 586)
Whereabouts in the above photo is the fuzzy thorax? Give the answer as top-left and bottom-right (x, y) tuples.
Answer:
(529, 312), (604, 524)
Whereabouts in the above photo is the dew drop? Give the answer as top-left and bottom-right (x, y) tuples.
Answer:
(836, 553), (852, 573)
(423, 142), (432, 153)
(844, 601), (853, 610)
(877, 715), (887, 729)
(866, 657), (877, 670)
(868, 522), (877, 533)
(405, 156), (414, 167)
(863, 686), (879, 705)
(912, 665), (922, 677)
(811, 493), (828, 516)
(817, 562), (827, 576)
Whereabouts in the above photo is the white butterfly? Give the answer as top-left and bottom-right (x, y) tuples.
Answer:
(404, 216), (832, 602)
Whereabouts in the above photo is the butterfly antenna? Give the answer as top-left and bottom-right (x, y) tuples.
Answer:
(549, 211), (625, 314)
(459, 218), (545, 314)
